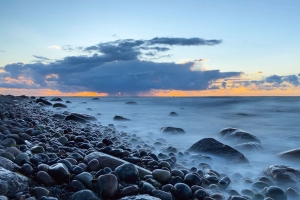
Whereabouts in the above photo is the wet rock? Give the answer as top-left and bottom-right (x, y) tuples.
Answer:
(31, 187), (49, 199)
(139, 181), (155, 195)
(57, 136), (68, 145)
(265, 186), (287, 200)
(0, 152), (15, 162)
(234, 142), (263, 152)
(218, 176), (231, 189)
(263, 165), (300, 188)
(120, 195), (160, 200)
(120, 185), (139, 197)
(50, 97), (63, 101)
(15, 153), (30, 165)
(53, 103), (67, 108)
(52, 113), (66, 119)
(48, 163), (70, 184)
(30, 146), (45, 153)
(251, 181), (270, 192)
(36, 99), (52, 106)
(35, 171), (55, 186)
(1, 138), (16, 147)
(152, 169), (171, 184)
(113, 115), (130, 121)
(219, 128), (261, 144)
(152, 189), (173, 200)
(70, 189), (100, 200)
(65, 114), (87, 123)
(187, 138), (249, 164)
(6, 147), (21, 157)
(30, 153), (49, 164)
(96, 174), (119, 198)
(193, 188), (210, 199)
(116, 163), (139, 183)
(73, 172), (93, 189)
(0, 167), (29, 196)
(20, 163), (33, 176)
(125, 101), (137, 105)
(172, 183), (192, 200)
(69, 180), (86, 192)
(160, 127), (186, 134)
(276, 148), (300, 161)
(84, 152), (151, 179)
(184, 173), (201, 186)
(87, 159), (100, 171)
(169, 112), (178, 116)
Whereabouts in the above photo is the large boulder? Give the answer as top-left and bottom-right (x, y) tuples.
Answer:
(0, 167), (30, 196)
(113, 115), (130, 121)
(219, 128), (261, 144)
(84, 152), (151, 179)
(65, 114), (87, 123)
(187, 138), (249, 164)
(264, 165), (300, 189)
(50, 97), (63, 101)
(53, 103), (67, 108)
(160, 127), (186, 134)
(276, 148), (300, 161)
(35, 99), (52, 106)
(71, 113), (97, 121)
(234, 142), (263, 152)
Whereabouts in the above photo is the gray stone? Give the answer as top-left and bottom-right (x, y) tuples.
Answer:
(276, 148), (300, 161)
(219, 127), (261, 144)
(0, 167), (29, 196)
(70, 189), (100, 200)
(1, 138), (16, 147)
(58, 136), (68, 145)
(0, 156), (20, 171)
(152, 169), (171, 184)
(120, 195), (160, 200)
(30, 146), (45, 153)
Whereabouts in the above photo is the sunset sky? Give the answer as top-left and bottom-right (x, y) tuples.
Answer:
(0, 1), (299, 96)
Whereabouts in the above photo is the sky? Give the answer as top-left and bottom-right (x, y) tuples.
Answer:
(0, 0), (300, 96)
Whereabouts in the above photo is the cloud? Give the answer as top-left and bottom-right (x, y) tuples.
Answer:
(298, 73), (300, 77)
(33, 55), (50, 60)
(0, 50), (6, 53)
(256, 71), (263, 74)
(48, 45), (61, 51)
(1, 37), (244, 95)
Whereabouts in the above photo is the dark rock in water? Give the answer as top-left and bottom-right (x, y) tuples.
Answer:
(161, 127), (186, 134)
(286, 187), (300, 199)
(0, 167), (29, 196)
(53, 103), (67, 108)
(36, 98), (52, 106)
(139, 181), (155, 195)
(50, 97), (63, 101)
(92, 97), (99, 100)
(113, 115), (130, 121)
(48, 163), (70, 184)
(187, 138), (249, 164)
(193, 188), (210, 199)
(96, 174), (119, 198)
(219, 127), (261, 144)
(120, 195), (160, 200)
(251, 181), (269, 191)
(66, 100), (71, 103)
(125, 101), (137, 105)
(218, 176), (231, 189)
(276, 148), (300, 161)
(265, 186), (287, 200)
(264, 165), (300, 188)
(227, 196), (249, 200)
(65, 114), (87, 123)
(35, 171), (56, 186)
(184, 173), (201, 186)
(234, 142), (263, 152)
(70, 189), (100, 200)
(52, 113), (66, 119)
(71, 113), (97, 121)
(172, 183), (192, 200)
(116, 163), (139, 183)
(169, 111), (178, 116)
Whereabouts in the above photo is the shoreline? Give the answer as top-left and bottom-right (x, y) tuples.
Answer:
(0, 95), (299, 200)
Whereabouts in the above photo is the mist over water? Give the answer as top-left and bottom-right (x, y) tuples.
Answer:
(50, 96), (300, 181)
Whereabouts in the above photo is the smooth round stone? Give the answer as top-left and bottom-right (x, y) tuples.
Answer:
(20, 163), (34, 176)
(70, 189), (99, 200)
(30, 153), (49, 164)
(39, 197), (58, 200)
(251, 181), (270, 192)
(57, 159), (73, 171)
(171, 169), (184, 178)
(139, 181), (155, 195)
(96, 174), (119, 198)
(146, 178), (162, 189)
(162, 184), (173, 193)
(69, 180), (86, 192)
(168, 176), (183, 185)
(184, 173), (201, 186)
(48, 163), (70, 184)
(211, 193), (225, 200)
(120, 185), (139, 197)
(241, 189), (254, 198)
(35, 171), (56, 186)
(218, 176), (231, 189)
(0, 152), (15, 161)
(15, 153), (30, 165)
(65, 157), (77, 165)
(152, 169), (171, 184)
(252, 194), (264, 200)
(58, 136), (68, 145)
(37, 164), (49, 171)
(20, 133), (31, 140)
(286, 187), (300, 199)
(30, 146), (45, 153)
(172, 183), (192, 199)
(87, 159), (100, 171)
(265, 186), (287, 200)
(71, 165), (85, 175)
(6, 147), (21, 156)
(158, 161), (171, 170)
(74, 172), (93, 189)
(194, 188), (210, 199)
(152, 189), (173, 200)
(115, 163), (139, 183)
(1, 138), (16, 147)
(31, 187), (49, 199)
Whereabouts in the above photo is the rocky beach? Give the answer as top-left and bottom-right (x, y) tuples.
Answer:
(0, 95), (300, 200)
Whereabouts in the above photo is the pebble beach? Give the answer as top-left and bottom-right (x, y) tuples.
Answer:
(0, 95), (300, 200)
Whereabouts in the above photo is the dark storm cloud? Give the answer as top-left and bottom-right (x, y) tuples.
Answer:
(1, 37), (242, 94)
(243, 74), (300, 88)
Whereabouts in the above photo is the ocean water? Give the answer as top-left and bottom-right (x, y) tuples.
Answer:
(48, 96), (300, 176)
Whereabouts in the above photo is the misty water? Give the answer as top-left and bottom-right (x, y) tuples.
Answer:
(49, 96), (300, 186)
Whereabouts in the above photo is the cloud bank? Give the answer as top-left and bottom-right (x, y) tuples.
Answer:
(1, 37), (245, 95)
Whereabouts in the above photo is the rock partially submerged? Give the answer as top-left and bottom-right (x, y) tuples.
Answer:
(65, 113), (97, 123)
(169, 111), (178, 116)
(276, 148), (300, 161)
(160, 127), (185, 134)
(50, 97), (63, 101)
(187, 138), (249, 164)
(219, 127), (261, 144)
(0, 167), (30, 196)
(125, 101), (137, 105)
(234, 142), (263, 152)
(53, 103), (67, 108)
(114, 115), (130, 121)
(35, 98), (52, 106)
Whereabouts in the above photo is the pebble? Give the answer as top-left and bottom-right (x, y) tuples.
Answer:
(115, 163), (139, 183)
(30, 146), (45, 153)
(152, 169), (171, 184)
(96, 174), (119, 198)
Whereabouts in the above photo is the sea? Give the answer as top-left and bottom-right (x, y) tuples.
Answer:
(47, 96), (300, 178)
